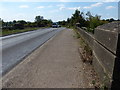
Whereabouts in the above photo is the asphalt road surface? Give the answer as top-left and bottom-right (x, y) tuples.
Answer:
(2, 27), (65, 75)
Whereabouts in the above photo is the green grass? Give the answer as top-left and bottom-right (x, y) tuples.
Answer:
(1, 27), (47, 36)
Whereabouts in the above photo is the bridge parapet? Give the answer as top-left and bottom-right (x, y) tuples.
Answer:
(77, 21), (120, 88)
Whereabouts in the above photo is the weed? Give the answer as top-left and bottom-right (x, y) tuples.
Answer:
(73, 28), (93, 65)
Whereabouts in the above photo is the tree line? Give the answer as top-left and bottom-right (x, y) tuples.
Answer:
(1, 9), (119, 32)
(58, 9), (119, 33)
(1, 16), (53, 30)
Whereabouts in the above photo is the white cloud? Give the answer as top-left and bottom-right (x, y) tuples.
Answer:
(91, 2), (103, 7)
(59, 0), (66, 2)
(106, 6), (116, 9)
(68, 7), (80, 10)
(19, 5), (29, 8)
(37, 6), (45, 9)
(59, 6), (65, 10)
(83, 2), (103, 9)
(57, 4), (80, 10)
(57, 4), (65, 10)
(60, 6), (81, 11)
(83, 6), (91, 9)
(37, 5), (52, 9)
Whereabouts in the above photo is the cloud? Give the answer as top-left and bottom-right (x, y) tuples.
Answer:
(60, 6), (81, 11)
(37, 6), (45, 9)
(57, 4), (65, 10)
(37, 5), (52, 9)
(106, 6), (116, 9)
(57, 4), (80, 10)
(59, 6), (65, 10)
(59, 0), (66, 2)
(19, 5), (29, 8)
(91, 2), (103, 7)
(68, 7), (80, 10)
(83, 6), (91, 9)
(83, 2), (103, 9)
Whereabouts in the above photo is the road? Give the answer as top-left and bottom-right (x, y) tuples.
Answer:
(2, 29), (87, 88)
(2, 27), (65, 75)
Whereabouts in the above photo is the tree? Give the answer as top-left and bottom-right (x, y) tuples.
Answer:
(35, 16), (44, 27)
(34, 16), (52, 27)
(17, 20), (27, 25)
(109, 18), (115, 22)
(67, 9), (86, 27)
(13, 20), (16, 24)
(86, 11), (101, 29)
(35, 16), (44, 22)
(67, 18), (70, 24)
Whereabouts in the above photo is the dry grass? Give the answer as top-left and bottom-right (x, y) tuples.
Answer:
(73, 28), (101, 88)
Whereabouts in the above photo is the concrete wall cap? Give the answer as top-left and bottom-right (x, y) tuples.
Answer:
(96, 21), (120, 33)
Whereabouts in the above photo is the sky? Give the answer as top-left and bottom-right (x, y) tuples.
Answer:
(0, 0), (119, 22)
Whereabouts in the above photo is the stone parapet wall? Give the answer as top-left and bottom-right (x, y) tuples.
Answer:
(77, 21), (120, 88)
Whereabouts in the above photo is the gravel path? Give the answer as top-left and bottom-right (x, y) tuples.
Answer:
(2, 29), (87, 88)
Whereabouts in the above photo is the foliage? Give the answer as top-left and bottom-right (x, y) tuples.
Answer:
(1, 15), (53, 31)
(58, 20), (67, 26)
(59, 9), (117, 33)
(68, 9), (86, 27)
(1, 10), (118, 33)
(86, 11), (101, 29)
(35, 16), (44, 22)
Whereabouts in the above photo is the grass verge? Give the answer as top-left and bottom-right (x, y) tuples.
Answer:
(1, 27), (47, 36)
(73, 28), (93, 64)
(73, 28), (101, 88)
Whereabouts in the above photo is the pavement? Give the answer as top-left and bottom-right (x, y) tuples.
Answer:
(2, 28), (64, 75)
(2, 29), (87, 88)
